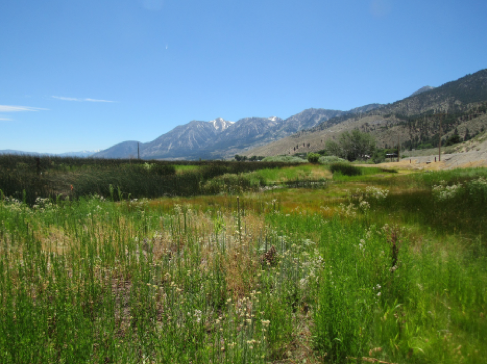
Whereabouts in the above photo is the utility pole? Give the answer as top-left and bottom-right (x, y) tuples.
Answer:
(438, 114), (442, 162)
(397, 136), (400, 162)
(138, 142), (140, 160)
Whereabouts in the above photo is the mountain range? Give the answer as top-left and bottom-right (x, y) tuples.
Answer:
(0, 150), (99, 158)
(246, 69), (487, 157)
(93, 105), (382, 159)
(94, 70), (486, 160)
(6, 69), (485, 161)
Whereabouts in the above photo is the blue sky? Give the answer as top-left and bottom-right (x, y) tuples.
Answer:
(1, 0), (486, 153)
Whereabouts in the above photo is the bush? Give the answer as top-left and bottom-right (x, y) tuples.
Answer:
(318, 156), (347, 164)
(445, 133), (462, 146)
(262, 156), (307, 163)
(307, 153), (320, 164)
(330, 163), (362, 176)
(200, 174), (254, 195)
(200, 164), (229, 179)
(130, 163), (176, 176)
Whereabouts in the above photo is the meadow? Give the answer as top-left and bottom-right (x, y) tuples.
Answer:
(0, 157), (486, 363)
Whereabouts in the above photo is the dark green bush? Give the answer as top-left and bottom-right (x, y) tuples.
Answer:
(128, 163), (176, 176)
(201, 164), (229, 179)
(150, 163), (176, 176)
(330, 163), (362, 176)
(307, 153), (320, 164)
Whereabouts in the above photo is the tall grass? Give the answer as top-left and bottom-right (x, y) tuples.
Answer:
(0, 163), (486, 363)
(250, 165), (328, 183)
(0, 155), (304, 203)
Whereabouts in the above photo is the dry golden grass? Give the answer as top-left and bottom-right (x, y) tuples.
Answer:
(309, 167), (333, 180)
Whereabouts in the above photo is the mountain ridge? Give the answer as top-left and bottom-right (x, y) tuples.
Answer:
(0, 150), (99, 158)
(90, 68), (487, 160)
(92, 105), (383, 160)
(410, 86), (435, 97)
(246, 69), (487, 157)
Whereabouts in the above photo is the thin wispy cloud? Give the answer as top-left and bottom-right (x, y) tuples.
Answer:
(52, 96), (79, 101)
(0, 117), (13, 121)
(85, 98), (115, 103)
(0, 105), (47, 112)
(52, 96), (115, 103)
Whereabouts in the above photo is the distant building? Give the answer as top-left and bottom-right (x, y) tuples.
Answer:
(386, 153), (398, 161)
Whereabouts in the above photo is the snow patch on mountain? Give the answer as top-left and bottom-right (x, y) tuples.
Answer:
(210, 118), (234, 131)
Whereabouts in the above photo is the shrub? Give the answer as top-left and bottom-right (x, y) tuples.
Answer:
(130, 163), (176, 176)
(307, 153), (320, 164)
(261, 156), (307, 163)
(330, 163), (362, 176)
(200, 164), (229, 179)
(200, 174), (254, 195)
(318, 156), (347, 164)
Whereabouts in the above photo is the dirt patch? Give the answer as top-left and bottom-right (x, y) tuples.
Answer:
(379, 150), (487, 170)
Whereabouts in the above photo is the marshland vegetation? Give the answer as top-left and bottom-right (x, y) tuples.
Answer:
(0, 155), (486, 363)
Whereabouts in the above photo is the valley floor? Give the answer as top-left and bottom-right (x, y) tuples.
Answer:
(0, 164), (486, 363)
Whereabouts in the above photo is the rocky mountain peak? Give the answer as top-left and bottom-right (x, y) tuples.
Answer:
(210, 117), (234, 131)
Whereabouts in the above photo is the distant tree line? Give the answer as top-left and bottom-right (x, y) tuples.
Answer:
(234, 155), (265, 161)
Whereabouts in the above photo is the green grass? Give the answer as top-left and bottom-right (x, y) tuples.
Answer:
(330, 163), (398, 181)
(175, 164), (202, 174)
(0, 163), (486, 363)
(408, 167), (487, 187)
(250, 165), (324, 182)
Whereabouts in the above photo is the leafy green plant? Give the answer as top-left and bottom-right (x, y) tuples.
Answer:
(307, 153), (320, 164)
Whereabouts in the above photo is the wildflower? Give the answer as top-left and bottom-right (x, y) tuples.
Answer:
(359, 200), (370, 213)
(433, 182), (463, 201)
(366, 186), (389, 199)
(337, 203), (356, 218)
(193, 309), (202, 323)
